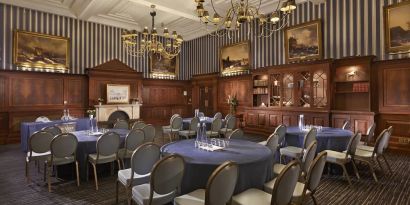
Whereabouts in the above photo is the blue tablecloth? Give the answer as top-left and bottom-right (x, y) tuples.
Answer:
(161, 139), (273, 194)
(72, 129), (129, 180)
(182, 117), (225, 130)
(285, 127), (353, 152)
(20, 118), (94, 152)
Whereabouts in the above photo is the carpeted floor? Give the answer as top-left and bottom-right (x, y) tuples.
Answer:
(0, 129), (409, 205)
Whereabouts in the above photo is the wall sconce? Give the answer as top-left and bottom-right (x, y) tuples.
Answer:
(183, 91), (187, 96)
(346, 70), (357, 80)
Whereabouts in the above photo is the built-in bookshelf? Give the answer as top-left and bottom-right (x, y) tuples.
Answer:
(252, 74), (269, 107)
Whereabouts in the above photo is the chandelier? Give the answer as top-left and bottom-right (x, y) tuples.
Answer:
(121, 5), (183, 59)
(194, 0), (297, 38)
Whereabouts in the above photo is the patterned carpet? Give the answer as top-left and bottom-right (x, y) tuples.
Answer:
(0, 130), (409, 205)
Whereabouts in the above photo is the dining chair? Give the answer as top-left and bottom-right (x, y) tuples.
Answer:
(228, 128), (244, 140)
(116, 143), (161, 205)
(131, 154), (185, 205)
(174, 161), (238, 205)
(118, 129), (145, 169)
(342, 120), (350, 130)
(41, 125), (62, 137)
(162, 116), (182, 142)
(290, 151), (327, 205)
(258, 124), (286, 146)
(25, 131), (54, 183)
(280, 128), (316, 163)
(224, 113), (233, 121)
(132, 121), (146, 130)
(114, 119), (129, 129)
(273, 141), (317, 182)
(46, 133), (79, 192)
(213, 112), (222, 119)
(352, 128), (391, 182)
(324, 132), (361, 185)
(358, 123), (376, 146)
(220, 116), (236, 137)
(232, 160), (301, 205)
(142, 124), (156, 143)
(162, 114), (181, 130)
(264, 133), (279, 160)
(206, 118), (222, 138)
(178, 117), (199, 139)
(88, 131), (121, 190)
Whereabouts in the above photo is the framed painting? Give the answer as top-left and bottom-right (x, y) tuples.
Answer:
(106, 84), (130, 104)
(220, 41), (250, 76)
(285, 20), (323, 63)
(150, 53), (179, 77)
(13, 30), (70, 70)
(384, 1), (410, 54)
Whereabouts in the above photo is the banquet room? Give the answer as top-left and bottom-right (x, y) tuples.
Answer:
(0, 0), (409, 204)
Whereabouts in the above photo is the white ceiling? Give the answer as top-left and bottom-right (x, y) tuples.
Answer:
(0, 0), (313, 40)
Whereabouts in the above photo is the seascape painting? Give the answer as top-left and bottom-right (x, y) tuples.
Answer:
(384, 1), (410, 54)
(150, 53), (179, 76)
(13, 30), (69, 70)
(285, 20), (322, 63)
(220, 41), (250, 75)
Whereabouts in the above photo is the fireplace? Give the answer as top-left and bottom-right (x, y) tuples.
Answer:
(95, 104), (141, 122)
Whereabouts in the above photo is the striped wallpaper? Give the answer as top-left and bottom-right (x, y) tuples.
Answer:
(179, 0), (410, 80)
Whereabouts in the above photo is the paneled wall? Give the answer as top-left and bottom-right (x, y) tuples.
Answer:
(180, 0), (410, 79)
(0, 3), (185, 80)
(0, 71), (88, 144)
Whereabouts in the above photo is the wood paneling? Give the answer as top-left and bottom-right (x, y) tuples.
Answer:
(378, 114), (410, 153)
(10, 78), (63, 106)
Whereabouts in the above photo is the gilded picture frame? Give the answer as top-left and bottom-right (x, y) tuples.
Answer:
(13, 30), (70, 70)
(384, 1), (410, 54)
(106, 84), (130, 104)
(150, 53), (179, 77)
(219, 41), (251, 75)
(285, 20), (323, 63)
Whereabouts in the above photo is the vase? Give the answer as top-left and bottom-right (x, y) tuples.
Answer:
(98, 102), (102, 106)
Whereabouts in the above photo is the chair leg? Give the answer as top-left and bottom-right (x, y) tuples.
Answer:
(43, 162), (47, 182)
(92, 163), (98, 190)
(115, 180), (119, 204)
(117, 160), (122, 171)
(47, 164), (52, 192)
(364, 160), (378, 182)
(381, 155), (393, 174)
(375, 157), (385, 174)
(121, 159), (125, 170)
(127, 187), (132, 205)
(75, 161), (80, 187)
(351, 159), (361, 180)
(311, 193), (318, 205)
(341, 164), (352, 185)
(25, 160), (30, 183)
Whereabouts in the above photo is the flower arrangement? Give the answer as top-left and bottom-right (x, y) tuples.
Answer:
(86, 109), (96, 117)
(227, 95), (239, 114)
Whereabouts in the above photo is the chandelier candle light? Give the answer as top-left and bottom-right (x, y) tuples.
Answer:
(194, 0), (297, 38)
(121, 5), (183, 59)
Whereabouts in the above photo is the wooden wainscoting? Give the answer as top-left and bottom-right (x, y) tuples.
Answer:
(217, 74), (253, 116)
(375, 59), (410, 153)
(0, 71), (88, 144)
(141, 79), (191, 124)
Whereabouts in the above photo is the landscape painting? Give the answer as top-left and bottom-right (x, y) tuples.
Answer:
(13, 30), (69, 70)
(150, 53), (179, 77)
(285, 20), (322, 63)
(220, 41), (250, 75)
(384, 1), (410, 54)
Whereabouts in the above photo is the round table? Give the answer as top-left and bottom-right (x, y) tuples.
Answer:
(161, 139), (273, 194)
(285, 127), (353, 152)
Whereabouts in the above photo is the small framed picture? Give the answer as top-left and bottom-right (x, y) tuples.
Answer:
(106, 84), (130, 104)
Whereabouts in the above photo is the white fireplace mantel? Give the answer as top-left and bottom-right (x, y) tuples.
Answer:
(95, 104), (141, 121)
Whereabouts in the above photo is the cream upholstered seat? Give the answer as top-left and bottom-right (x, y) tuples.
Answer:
(206, 118), (222, 138)
(45, 133), (79, 192)
(163, 116), (182, 142)
(227, 129), (244, 140)
(179, 117), (199, 139)
(174, 161), (238, 205)
(114, 119), (129, 129)
(233, 160), (300, 205)
(258, 124), (286, 146)
(273, 141), (317, 181)
(324, 132), (361, 185)
(88, 132), (121, 190)
(116, 143), (161, 205)
(25, 131), (54, 183)
(142, 124), (156, 142)
(220, 116), (236, 137)
(132, 154), (185, 205)
(118, 129), (145, 169)
(290, 151), (327, 205)
(280, 128), (316, 162)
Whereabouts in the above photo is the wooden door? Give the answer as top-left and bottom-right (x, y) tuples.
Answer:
(199, 86), (214, 116)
